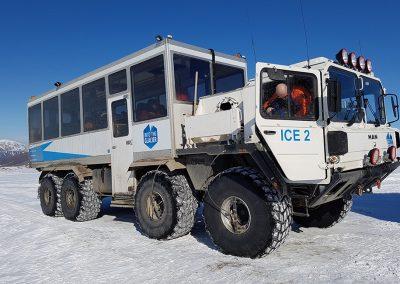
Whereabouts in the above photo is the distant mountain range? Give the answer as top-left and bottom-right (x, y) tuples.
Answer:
(0, 139), (29, 167)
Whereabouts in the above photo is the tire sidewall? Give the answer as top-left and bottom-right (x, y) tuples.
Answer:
(61, 178), (82, 220)
(204, 174), (273, 257)
(135, 174), (176, 239)
(39, 178), (57, 216)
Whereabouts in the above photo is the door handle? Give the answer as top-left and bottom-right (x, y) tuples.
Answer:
(112, 146), (117, 149)
(263, 130), (276, 135)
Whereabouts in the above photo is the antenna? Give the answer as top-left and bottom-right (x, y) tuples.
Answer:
(358, 39), (363, 55)
(299, 0), (311, 68)
(245, 9), (257, 65)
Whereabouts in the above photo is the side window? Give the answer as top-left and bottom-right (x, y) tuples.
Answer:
(43, 96), (59, 140)
(82, 78), (108, 132)
(61, 88), (81, 136)
(28, 103), (42, 143)
(328, 68), (358, 123)
(214, 64), (244, 93)
(173, 54), (211, 102)
(109, 70), (127, 95)
(260, 69), (317, 120)
(111, 99), (129, 137)
(131, 55), (167, 122)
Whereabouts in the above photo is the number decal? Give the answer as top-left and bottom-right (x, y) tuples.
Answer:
(280, 129), (311, 142)
(304, 130), (310, 141)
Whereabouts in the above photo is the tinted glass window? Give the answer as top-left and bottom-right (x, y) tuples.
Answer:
(214, 64), (244, 93)
(82, 78), (108, 131)
(43, 96), (59, 140)
(61, 88), (81, 136)
(173, 54), (211, 102)
(260, 69), (317, 120)
(131, 55), (167, 122)
(28, 104), (42, 143)
(109, 70), (127, 95)
(362, 77), (385, 124)
(328, 68), (359, 123)
(112, 99), (129, 137)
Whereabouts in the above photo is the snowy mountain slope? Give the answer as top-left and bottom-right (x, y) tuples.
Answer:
(0, 168), (399, 283)
(0, 140), (28, 167)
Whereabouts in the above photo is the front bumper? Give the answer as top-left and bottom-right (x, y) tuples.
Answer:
(310, 161), (400, 207)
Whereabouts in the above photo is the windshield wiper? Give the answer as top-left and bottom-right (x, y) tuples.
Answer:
(364, 98), (381, 127)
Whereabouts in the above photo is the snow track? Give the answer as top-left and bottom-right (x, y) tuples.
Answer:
(1, 167), (400, 283)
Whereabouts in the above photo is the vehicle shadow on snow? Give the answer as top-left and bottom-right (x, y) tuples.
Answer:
(351, 193), (400, 223)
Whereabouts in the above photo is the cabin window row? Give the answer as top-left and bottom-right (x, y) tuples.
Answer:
(29, 55), (245, 142)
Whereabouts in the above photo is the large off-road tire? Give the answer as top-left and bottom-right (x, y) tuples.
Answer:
(294, 197), (353, 228)
(38, 177), (57, 216)
(60, 176), (101, 222)
(38, 174), (63, 217)
(134, 171), (198, 240)
(204, 167), (292, 258)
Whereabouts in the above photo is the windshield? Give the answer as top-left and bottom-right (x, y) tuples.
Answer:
(362, 76), (385, 124)
(328, 67), (362, 123)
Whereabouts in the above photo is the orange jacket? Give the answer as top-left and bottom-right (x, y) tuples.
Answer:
(262, 85), (312, 117)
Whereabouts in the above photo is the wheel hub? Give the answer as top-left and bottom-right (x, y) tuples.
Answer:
(146, 192), (165, 221)
(221, 196), (251, 234)
(43, 188), (51, 205)
(66, 189), (76, 209)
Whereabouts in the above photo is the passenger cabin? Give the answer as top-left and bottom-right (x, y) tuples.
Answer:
(27, 39), (247, 196)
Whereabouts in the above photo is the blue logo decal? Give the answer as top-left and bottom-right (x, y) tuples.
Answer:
(387, 133), (394, 146)
(143, 125), (158, 149)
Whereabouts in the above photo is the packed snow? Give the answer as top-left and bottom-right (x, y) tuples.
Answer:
(0, 167), (400, 283)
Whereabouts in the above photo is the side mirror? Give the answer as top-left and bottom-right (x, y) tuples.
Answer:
(327, 78), (342, 112)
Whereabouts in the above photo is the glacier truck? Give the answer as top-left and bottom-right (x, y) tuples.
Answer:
(28, 37), (400, 257)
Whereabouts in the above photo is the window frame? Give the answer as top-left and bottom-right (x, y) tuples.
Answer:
(130, 53), (169, 123)
(111, 98), (130, 138)
(259, 67), (319, 121)
(28, 103), (43, 144)
(171, 51), (213, 104)
(108, 69), (128, 96)
(327, 66), (361, 124)
(213, 63), (245, 94)
(43, 95), (60, 140)
(60, 87), (82, 137)
(81, 77), (108, 133)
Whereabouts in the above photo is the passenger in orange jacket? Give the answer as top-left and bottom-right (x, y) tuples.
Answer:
(263, 83), (312, 117)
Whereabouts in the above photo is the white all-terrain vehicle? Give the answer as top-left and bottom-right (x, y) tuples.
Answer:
(28, 37), (400, 257)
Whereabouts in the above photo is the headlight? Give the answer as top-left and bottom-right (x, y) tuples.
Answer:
(336, 48), (349, 65)
(357, 56), (366, 72)
(369, 148), (380, 165)
(366, 59), (372, 73)
(348, 52), (357, 69)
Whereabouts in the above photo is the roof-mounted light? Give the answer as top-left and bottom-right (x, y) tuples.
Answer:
(357, 56), (366, 72)
(348, 52), (357, 69)
(366, 59), (373, 73)
(336, 48), (349, 65)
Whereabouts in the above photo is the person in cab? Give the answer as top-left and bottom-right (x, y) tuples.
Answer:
(263, 82), (312, 118)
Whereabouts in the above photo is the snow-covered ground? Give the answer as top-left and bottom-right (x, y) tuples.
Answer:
(0, 167), (400, 283)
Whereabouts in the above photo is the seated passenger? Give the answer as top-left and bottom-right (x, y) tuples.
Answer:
(137, 103), (151, 121)
(262, 83), (289, 117)
(263, 83), (312, 118)
(148, 99), (167, 118)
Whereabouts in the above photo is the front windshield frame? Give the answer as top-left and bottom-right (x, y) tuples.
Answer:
(327, 66), (362, 124)
(361, 75), (386, 125)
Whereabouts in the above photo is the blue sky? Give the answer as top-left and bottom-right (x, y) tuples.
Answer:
(1, 0), (399, 143)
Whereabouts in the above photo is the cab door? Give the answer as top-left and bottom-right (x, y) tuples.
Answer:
(108, 94), (134, 193)
(255, 63), (327, 182)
